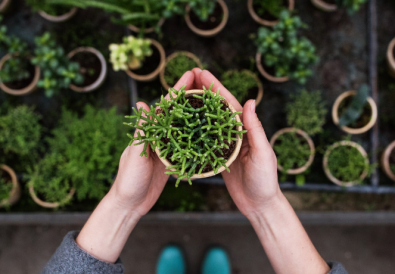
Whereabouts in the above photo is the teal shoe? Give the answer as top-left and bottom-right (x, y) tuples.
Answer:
(202, 247), (231, 274)
(156, 245), (186, 274)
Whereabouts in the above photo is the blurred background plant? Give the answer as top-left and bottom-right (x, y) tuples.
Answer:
(0, 175), (12, 202)
(26, 0), (72, 16)
(189, 0), (216, 21)
(254, 0), (285, 19)
(336, 0), (367, 15)
(164, 53), (199, 86)
(338, 84), (369, 127)
(221, 70), (258, 103)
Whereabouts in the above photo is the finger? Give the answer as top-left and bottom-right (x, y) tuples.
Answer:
(164, 71), (195, 100)
(192, 67), (203, 89)
(200, 70), (242, 112)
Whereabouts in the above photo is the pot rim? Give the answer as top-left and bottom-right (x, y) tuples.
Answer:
(256, 52), (289, 83)
(323, 140), (369, 187)
(0, 164), (20, 208)
(68, 47), (108, 92)
(269, 127), (315, 175)
(310, 0), (338, 12)
(38, 7), (77, 22)
(125, 39), (166, 82)
(29, 182), (75, 208)
(0, 0), (11, 12)
(382, 141), (395, 182)
(154, 89), (243, 179)
(128, 17), (166, 34)
(247, 0), (295, 26)
(185, 0), (228, 37)
(332, 90), (378, 135)
(387, 37), (395, 78)
(159, 51), (204, 91)
(0, 53), (41, 96)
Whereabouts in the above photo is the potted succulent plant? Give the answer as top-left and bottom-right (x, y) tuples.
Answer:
(185, 0), (229, 37)
(125, 84), (246, 186)
(332, 84), (378, 135)
(311, 0), (366, 13)
(247, 0), (295, 26)
(110, 36), (165, 82)
(381, 141), (395, 182)
(254, 10), (318, 84)
(0, 19), (40, 96)
(221, 70), (264, 106)
(0, 0), (10, 13)
(323, 140), (371, 187)
(160, 51), (203, 90)
(387, 37), (395, 78)
(0, 164), (20, 208)
(67, 47), (107, 92)
(26, 0), (77, 22)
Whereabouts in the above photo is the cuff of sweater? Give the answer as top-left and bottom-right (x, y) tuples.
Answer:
(41, 231), (124, 274)
(327, 261), (348, 274)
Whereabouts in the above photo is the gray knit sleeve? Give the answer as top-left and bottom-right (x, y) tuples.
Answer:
(41, 231), (124, 274)
(328, 262), (348, 274)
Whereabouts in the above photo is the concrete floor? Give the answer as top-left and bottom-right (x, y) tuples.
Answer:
(1, 223), (395, 274)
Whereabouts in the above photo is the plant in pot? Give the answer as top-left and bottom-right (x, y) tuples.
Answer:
(185, 0), (229, 37)
(0, 165), (19, 208)
(26, 0), (77, 22)
(160, 51), (203, 90)
(254, 10), (319, 84)
(247, 0), (295, 26)
(332, 84), (378, 135)
(270, 90), (327, 185)
(125, 84), (246, 186)
(387, 37), (395, 79)
(31, 32), (84, 97)
(109, 35), (165, 81)
(311, 0), (367, 14)
(28, 105), (127, 208)
(381, 141), (395, 182)
(221, 70), (264, 107)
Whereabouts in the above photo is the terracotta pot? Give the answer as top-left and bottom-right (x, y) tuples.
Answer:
(323, 141), (369, 187)
(154, 89), (243, 179)
(0, 53), (40, 96)
(247, 0), (295, 27)
(256, 52), (289, 83)
(128, 17), (165, 34)
(387, 38), (395, 78)
(310, 0), (337, 12)
(125, 39), (166, 82)
(332, 90), (378, 135)
(382, 141), (395, 182)
(29, 182), (75, 208)
(68, 47), (107, 92)
(159, 51), (203, 90)
(270, 128), (315, 175)
(38, 7), (77, 23)
(0, 0), (11, 13)
(0, 165), (20, 208)
(185, 0), (228, 37)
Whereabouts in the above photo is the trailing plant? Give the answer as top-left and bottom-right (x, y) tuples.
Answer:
(254, 0), (285, 18)
(286, 90), (327, 136)
(109, 36), (152, 71)
(336, 0), (367, 14)
(221, 70), (258, 103)
(0, 176), (12, 201)
(31, 32), (83, 97)
(188, 0), (216, 21)
(338, 84), (369, 127)
(125, 84), (246, 186)
(255, 10), (319, 84)
(26, 0), (72, 16)
(164, 54), (199, 86)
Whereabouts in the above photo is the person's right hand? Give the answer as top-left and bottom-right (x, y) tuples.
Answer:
(195, 70), (281, 220)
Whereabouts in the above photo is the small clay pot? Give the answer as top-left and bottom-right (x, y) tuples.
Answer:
(387, 38), (395, 78)
(0, 0), (11, 13)
(185, 0), (228, 37)
(0, 53), (40, 96)
(0, 165), (20, 208)
(270, 128), (315, 175)
(68, 47), (107, 92)
(38, 7), (77, 23)
(154, 89), (243, 179)
(323, 141), (369, 187)
(332, 90), (378, 135)
(126, 39), (166, 82)
(128, 18), (165, 34)
(159, 51), (203, 90)
(29, 182), (75, 209)
(247, 0), (295, 26)
(256, 52), (289, 83)
(382, 141), (395, 182)
(310, 0), (337, 12)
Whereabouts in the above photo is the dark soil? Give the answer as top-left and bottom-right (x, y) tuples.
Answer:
(130, 45), (161, 76)
(393, 47), (395, 60)
(3, 60), (35, 90)
(189, 2), (223, 30)
(241, 86), (259, 106)
(253, 0), (287, 20)
(70, 51), (102, 87)
(0, 169), (11, 183)
(338, 97), (372, 129)
(325, 0), (337, 4)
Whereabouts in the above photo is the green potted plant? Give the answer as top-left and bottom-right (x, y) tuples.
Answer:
(109, 36), (165, 82)
(125, 84), (246, 186)
(0, 164), (20, 208)
(332, 84), (378, 135)
(387, 37), (395, 79)
(221, 70), (264, 106)
(381, 141), (395, 182)
(185, 0), (229, 37)
(31, 32), (83, 97)
(247, 0), (294, 26)
(159, 51), (203, 90)
(28, 105), (127, 208)
(254, 10), (319, 84)
(26, 0), (77, 22)
(311, 0), (367, 13)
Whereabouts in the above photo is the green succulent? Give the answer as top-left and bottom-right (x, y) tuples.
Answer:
(336, 0), (367, 14)
(164, 54), (199, 86)
(221, 70), (258, 103)
(189, 0), (216, 21)
(338, 84), (369, 127)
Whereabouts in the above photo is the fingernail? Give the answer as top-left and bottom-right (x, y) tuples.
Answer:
(136, 102), (141, 109)
(250, 100), (256, 113)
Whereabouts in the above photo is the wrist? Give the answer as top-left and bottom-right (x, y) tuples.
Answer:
(105, 188), (143, 222)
